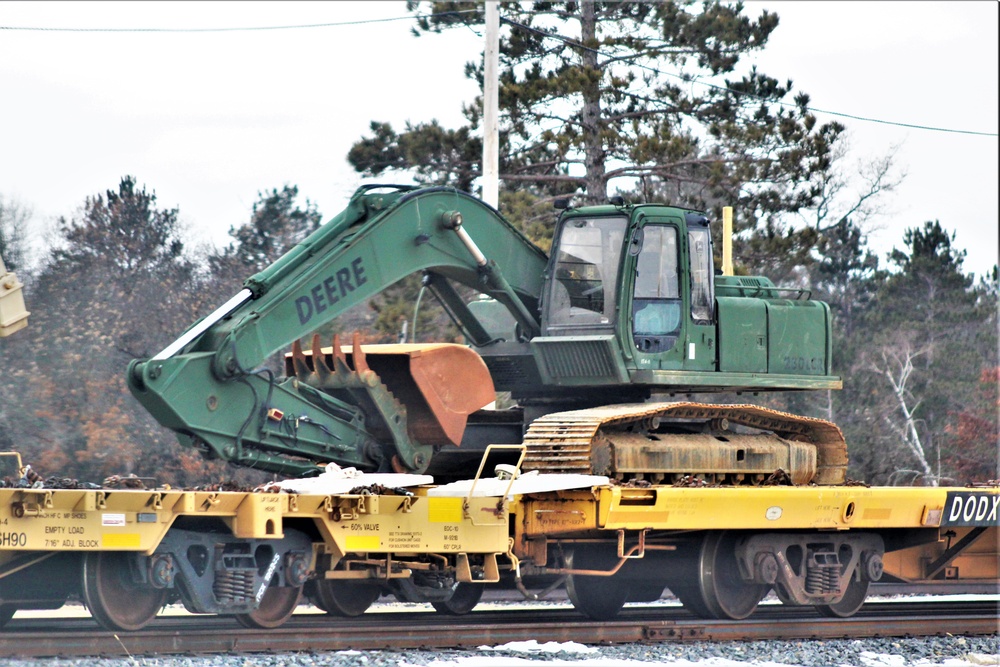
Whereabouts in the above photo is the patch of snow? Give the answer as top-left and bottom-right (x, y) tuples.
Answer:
(270, 461), (432, 494)
(403, 657), (815, 666)
(401, 653), (1000, 667)
(867, 594), (1000, 604)
(478, 640), (598, 654)
(427, 472), (610, 497)
(859, 653), (1000, 667)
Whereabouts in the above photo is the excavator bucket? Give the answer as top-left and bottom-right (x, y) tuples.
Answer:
(286, 336), (496, 447)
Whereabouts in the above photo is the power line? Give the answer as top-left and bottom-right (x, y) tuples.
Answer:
(2, 10), (995, 138)
(791, 106), (998, 137)
(0, 11), (477, 33)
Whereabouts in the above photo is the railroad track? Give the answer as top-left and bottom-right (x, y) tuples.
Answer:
(0, 601), (996, 658)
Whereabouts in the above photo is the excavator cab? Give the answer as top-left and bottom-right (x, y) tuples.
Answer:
(459, 201), (847, 485)
(542, 207), (716, 369)
(471, 200), (839, 400)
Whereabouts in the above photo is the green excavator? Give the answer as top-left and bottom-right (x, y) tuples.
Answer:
(128, 184), (846, 485)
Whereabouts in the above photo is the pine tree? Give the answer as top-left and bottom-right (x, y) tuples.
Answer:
(848, 222), (997, 484)
(2, 177), (224, 485)
(351, 0), (843, 229)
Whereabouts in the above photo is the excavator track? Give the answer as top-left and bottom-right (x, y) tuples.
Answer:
(522, 403), (848, 486)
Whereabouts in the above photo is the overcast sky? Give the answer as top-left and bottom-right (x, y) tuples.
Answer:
(1, 1), (997, 277)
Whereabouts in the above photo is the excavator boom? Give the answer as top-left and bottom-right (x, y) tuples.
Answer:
(128, 186), (547, 474)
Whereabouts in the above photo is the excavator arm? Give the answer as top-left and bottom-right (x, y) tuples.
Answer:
(127, 185), (548, 475)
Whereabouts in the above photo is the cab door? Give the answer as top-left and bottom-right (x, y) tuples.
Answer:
(622, 214), (716, 372)
(624, 217), (685, 371)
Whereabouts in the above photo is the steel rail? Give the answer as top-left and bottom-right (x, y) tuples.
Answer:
(0, 602), (996, 659)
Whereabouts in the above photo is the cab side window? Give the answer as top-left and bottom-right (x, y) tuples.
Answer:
(688, 226), (714, 324)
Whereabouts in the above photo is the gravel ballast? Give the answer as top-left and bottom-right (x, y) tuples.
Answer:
(2, 635), (998, 667)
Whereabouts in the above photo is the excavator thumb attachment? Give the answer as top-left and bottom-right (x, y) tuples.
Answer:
(287, 335), (496, 450)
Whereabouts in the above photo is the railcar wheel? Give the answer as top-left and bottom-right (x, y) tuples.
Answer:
(0, 604), (16, 627)
(235, 585), (302, 629)
(309, 579), (381, 617)
(671, 532), (768, 620)
(431, 582), (484, 615)
(816, 577), (869, 618)
(564, 548), (628, 620)
(81, 552), (168, 631)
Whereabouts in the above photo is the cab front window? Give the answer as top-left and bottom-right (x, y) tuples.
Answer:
(547, 216), (627, 332)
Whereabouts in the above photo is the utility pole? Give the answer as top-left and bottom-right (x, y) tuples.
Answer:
(482, 1), (499, 209)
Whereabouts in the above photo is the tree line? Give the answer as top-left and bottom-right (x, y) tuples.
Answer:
(1, 1), (996, 486)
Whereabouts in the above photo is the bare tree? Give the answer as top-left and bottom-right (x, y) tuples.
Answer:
(866, 336), (936, 485)
(800, 140), (906, 233)
(0, 195), (33, 276)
